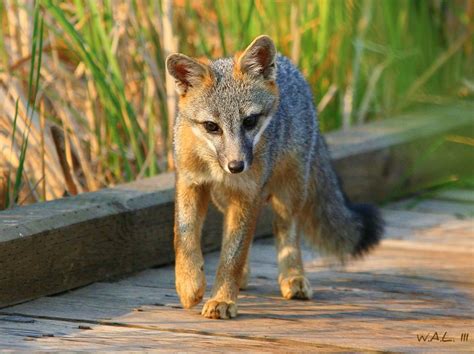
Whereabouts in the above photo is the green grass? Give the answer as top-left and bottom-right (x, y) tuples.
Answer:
(4, 1), (44, 208)
(0, 0), (472, 208)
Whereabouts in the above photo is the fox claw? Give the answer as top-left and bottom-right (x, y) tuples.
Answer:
(201, 299), (237, 319)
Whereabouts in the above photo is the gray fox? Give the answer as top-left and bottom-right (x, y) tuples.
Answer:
(166, 35), (383, 319)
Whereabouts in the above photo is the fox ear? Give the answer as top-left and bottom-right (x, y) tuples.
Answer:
(166, 54), (211, 95)
(237, 35), (277, 80)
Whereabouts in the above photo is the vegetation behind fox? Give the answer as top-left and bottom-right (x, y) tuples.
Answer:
(166, 35), (384, 319)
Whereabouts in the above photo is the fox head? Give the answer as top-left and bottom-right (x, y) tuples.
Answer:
(166, 35), (279, 174)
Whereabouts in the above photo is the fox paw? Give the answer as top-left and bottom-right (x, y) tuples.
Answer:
(280, 275), (313, 300)
(201, 299), (237, 319)
(176, 265), (206, 309)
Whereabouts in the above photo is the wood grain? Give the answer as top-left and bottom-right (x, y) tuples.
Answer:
(1, 193), (472, 351)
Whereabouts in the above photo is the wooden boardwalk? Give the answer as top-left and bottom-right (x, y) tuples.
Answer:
(1, 189), (473, 352)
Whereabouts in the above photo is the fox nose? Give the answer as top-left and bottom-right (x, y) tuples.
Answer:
(228, 160), (245, 174)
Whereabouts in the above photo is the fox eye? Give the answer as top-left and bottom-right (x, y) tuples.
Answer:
(203, 121), (221, 134)
(243, 114), (260, 130)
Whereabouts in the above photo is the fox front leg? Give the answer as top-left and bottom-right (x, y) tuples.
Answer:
(201, 198), (260, 319)
(174, 179), (210, 309)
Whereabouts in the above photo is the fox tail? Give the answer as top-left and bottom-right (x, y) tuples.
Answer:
(305, 138), (384, 260)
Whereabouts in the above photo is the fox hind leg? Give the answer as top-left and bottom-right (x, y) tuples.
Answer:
(239, 251), (251, 290)
(273, 214), (313, 300)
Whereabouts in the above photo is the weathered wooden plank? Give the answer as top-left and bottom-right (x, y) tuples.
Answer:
(0, 184), (272, 308)
(10, 292), (472, 352)
(6, 264), (470, 322)
(3, 274), (471, 352)
(3, 203), (470, 319)
(394, 219), (473, 249)
(390, 198), (474, 217)
(4, 228), (472, 320)
(328, 102), (474, 203)
(2, 216), (473, 352)
(0, 314), (345, 352)
(8, 315), (295, 352)
(327, 103), (474, 159)
(0, 315), (95, 349)
(1, 191), (473, 351)
(0, 179), (272, 309)
(109, 305), (473, 352)
(34, 324), (346, 352)
(382, 209), (456, 229)
(0, 103), (472, 308)
(433, 189), (474, 203)
(108, 230), (473, 353)
(343, 244), (474, 284)
(28, 315), (472, 352)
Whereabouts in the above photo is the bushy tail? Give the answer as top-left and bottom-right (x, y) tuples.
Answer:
(305, 138), (384, 260)
(346, 202), (384, 257)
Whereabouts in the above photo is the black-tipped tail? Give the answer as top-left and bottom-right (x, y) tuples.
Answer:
(350, 203), (384, 257)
